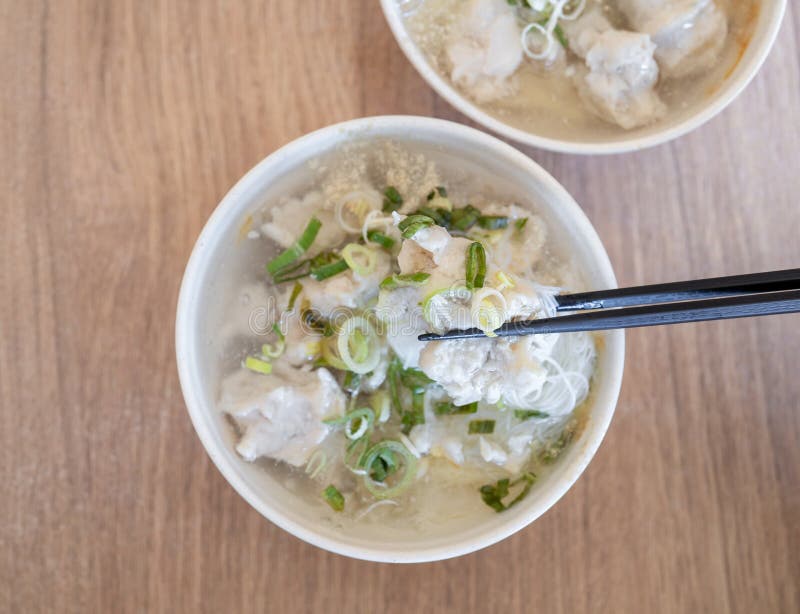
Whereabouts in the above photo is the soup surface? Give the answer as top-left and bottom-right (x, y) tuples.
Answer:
(216, 141), (598, 527)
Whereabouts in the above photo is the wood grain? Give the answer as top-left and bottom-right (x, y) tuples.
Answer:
(1, 1), (798, 612)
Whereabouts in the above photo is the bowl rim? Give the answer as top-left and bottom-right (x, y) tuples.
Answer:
(378, 0), (787, 155)
(176, 116), (626, 562)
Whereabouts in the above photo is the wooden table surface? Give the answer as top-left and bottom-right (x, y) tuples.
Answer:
(2, 2), (799, 612)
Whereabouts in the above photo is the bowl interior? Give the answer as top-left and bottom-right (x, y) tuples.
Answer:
(379, 0), (786, 154)
(176, 117), (625, 562)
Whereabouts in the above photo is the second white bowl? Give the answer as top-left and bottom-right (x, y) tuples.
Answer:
(380, 0), (786, 154)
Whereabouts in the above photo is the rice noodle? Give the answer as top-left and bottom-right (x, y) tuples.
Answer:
(361, 210), (394, 243)
(532, 282), (561, 317)
(399, 433), (421, 459)
(501, 329), (595, 420)
(305, 450), (328, 480)
(354, 499), (399, 521)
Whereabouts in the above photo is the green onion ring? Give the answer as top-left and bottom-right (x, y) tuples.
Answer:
(324, 407), (375, 440)
(342, 243), (377, 276)
(336, 316), (381, 374)
(361, 440), (418, 499)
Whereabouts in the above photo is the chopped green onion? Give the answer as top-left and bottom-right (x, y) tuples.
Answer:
(514, 217), (528, 232)
(344, 436), (370, 471)
(266, 217), (322, 277)
(400, 367), (434, 392)
(434, 401), (478, 416)
(514, 409), (549, 421)
(450, 205), (481, 231)
(369, 448), (398, 482)
(379, 272), (431, 290)
(415, 206), (451, 227)
(304, 339), (322, 358)
(244, 356), (272, 375)
(401, 389), (426, 434)
(426, 186), (447, 200)
(477, 215), (509, 230)
(271, 258), (312, 283)
(540, 426), (575, 464)
(288, 282), (303, 311)
(471, 287), (506, 336)
(382, 186), (403, 212)
(342, 243), (377, 276)
(399, 366), (431, 434)
(303, 309), (334, 337)
(387, 357), (403, 420)
(362, 440), (418, 499)
(350, 328), (369, 363)
(479, 472), (536, 513)
(465, 242), (486, 290)
(310, 257), (348, 281)
(366, 230), (395, 249)
(320, 336), (348, 370)
(553, 23), (568, 49)
(495, 271), (515, 290)
(422, 285), (471, 327)
(336, 316), (381, 374)
(322, 485), (345, 512)
(272, 249), (347, 284)
(398, 214), (435, 239)
(305, 251), (349, 281)
(468, 419), (495, 434)
(324, 407), (375, 440)
(531, 13), (568, 49)
(371, 390), (391, 423)
(424, 187), (452, 212)
(261, 323), (285, 359)
(309, 251), (335, 268)
(342, 371), (361, 395)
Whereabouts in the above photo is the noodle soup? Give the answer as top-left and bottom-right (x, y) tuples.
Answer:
(215, 141), (600, 528)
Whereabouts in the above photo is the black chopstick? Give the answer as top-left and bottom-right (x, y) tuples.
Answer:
(555, 268), (800, 311)
(418, 290), (800, 341)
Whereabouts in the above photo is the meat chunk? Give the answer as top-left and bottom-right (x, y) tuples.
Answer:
(617, 0), (728, 78)
(447, 0), (523, 103)
(418, 335), (553, 408)
(397, 223), (473, 289)
(279, 309), (322, 367)
(220, 366), (345, 466)
(375, 286), (428, 369)
(300, 248), (392, 319)
(566, 10), (666, 129)
(259, 191), (346, 255)
(409, 417), (467, 466)
(379, 216), (551, 368)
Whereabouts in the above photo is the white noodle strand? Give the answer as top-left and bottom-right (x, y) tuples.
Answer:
(355, 499), (399, 521)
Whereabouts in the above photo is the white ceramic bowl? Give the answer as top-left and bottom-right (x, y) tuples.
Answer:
(380, 0), (786, 154)
(176, 116), (625, 562)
